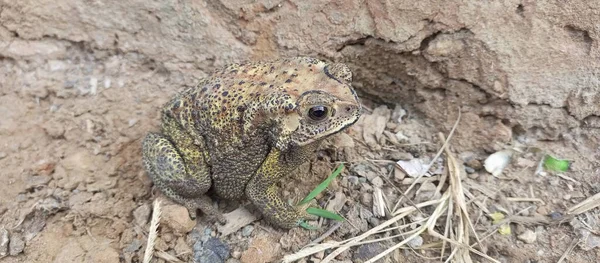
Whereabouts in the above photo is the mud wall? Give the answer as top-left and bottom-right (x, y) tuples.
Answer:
(1, 0), (599, 151)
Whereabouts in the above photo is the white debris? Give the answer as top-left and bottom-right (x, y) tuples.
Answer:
(484, 150), (513, 177)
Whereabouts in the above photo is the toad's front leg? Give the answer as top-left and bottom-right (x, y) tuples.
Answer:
(245, 148), (314, 229)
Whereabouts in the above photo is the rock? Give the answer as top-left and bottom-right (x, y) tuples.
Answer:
(193, 237), (230, 263)
(174, 237), (192, 256)
(161, 204), (196, 234)
(360, 192), (372, 207)
(347, 175), (359, 185)
(194, 244), (223, 263)
(133, 204), (151, 227)
(26, 175), (52, 190)
(0, 152), (7, 160)
(123, 239), (142, 253)
(464, 166), (475, 174)
(0, 229), (8, 258)
(582, 231), (600, 251)
(407, 235), (423, 248)
(325, 191), (347, 212)
(231, 250), (242, 259)
(8, 233), (24, 256)
(393, 167), (406, 182)
(240, 235), (281, 263)
(353, 242), (386, 262)
(370, 176), (384, 187)
(241, 225), (254, 237)
(43, 120), (65, 138)
(517, 229), (537, 244)
(549, 211), (563, 220)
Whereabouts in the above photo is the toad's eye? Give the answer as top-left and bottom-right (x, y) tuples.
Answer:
(308, 105), (329, 121)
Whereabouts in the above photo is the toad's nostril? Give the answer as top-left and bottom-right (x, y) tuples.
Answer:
(345, 107), (351, 112)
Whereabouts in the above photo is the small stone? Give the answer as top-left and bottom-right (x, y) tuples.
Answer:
(516, 158), (536, 168)
(43, 121), (65, 139)
(123, 239), (142, 253)
(536, 206), (550, 215)
(314, 250), (325, 259)
(8, 233), (24, 256)
(128, 119), (138, 127)
(0, 229), (8, 258)
(174, 238), (192, 256)
(466, 159), (483, 170)
(407, 235), (423, 248)
(393, 167), (406, 181)
(465, 166), (475, 174)
(563, 194), (571, 200)
(0, 152), (7, 160)
(231, 250), (242, 259)
(367, 217), (380, 227)
(370, 176), (384, 187)
(203, 237), (230, 260)
(360, 193), (372, 207)
(194, 244), (224, 263)
(517, 229), (537, 244)
(241, 225), (254, 237)
(133, 204), (151, 227)
(161, 204), (196, 234)
(347, 176), (359, 185)
(27, 175), (52, 189)
(549, 212), (563, 220)
(240, 235), (280, 263)
(353, 243), (386, 262)
(583, 232), (600, 251)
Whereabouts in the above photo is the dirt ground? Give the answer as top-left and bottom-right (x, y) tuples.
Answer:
(1, 1), (600, 262)
(0, 48), (598, 262)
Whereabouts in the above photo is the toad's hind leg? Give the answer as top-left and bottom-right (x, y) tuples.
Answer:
(142, 126), (225, 223)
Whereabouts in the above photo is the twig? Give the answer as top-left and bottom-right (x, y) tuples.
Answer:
(506, 197), (545, 203)
(557, 237), (580, 263)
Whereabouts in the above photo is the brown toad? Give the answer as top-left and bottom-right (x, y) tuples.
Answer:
(142, 57), (362, 228)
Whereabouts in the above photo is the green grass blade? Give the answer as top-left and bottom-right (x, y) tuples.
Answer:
(298, 163), (345, 206)
(306, 207), (344, 221)
(543, 155), (570, 172)
(299, 221), (318, 230)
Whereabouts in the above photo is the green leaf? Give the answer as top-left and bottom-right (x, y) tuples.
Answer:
(306, 207), (344, 221)
(498, 224), (511, 235)
(543, 155), (570, 172)
(298, 163), (345, 206)
(299, 221), (318, 230)
(489, 212), (505, 224)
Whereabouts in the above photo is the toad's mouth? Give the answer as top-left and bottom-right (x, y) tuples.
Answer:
(291, 113), (361, 146)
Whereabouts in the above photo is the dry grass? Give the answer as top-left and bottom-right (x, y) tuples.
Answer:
(143, 199), (162, 263)
(283, 110), (502, 263)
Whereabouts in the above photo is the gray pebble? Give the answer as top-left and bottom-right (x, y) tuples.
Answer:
(465, 166), (475, 174)
(353, 242), (386, 262)
(347, 175), (359, 185)
(241, 225), (254, 237)
(194, 246), (223, 263)
(549, 212), (563, 220)
(0, 229), (8, 258)
(133, 204), (151, 227)
(194, 237), (230, 263)
(367, 217), (380, 227)
(9, 233), (24, 256)
(124, 239), (142, 253)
